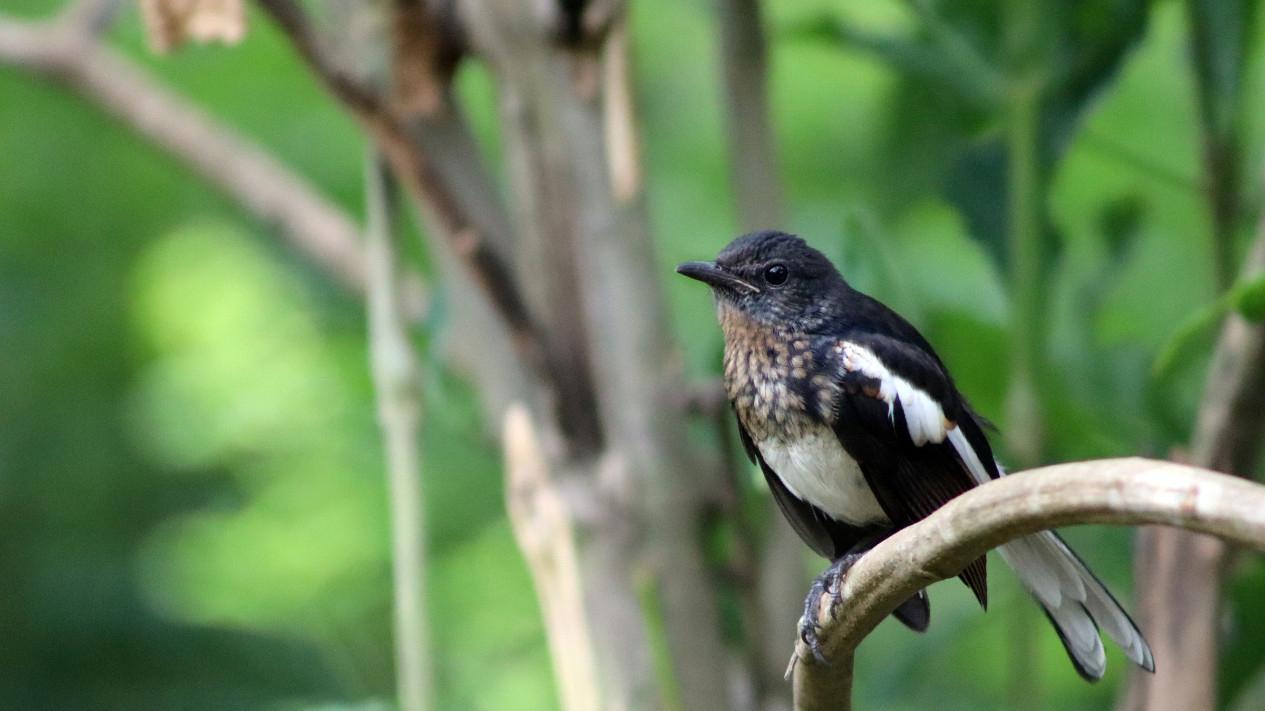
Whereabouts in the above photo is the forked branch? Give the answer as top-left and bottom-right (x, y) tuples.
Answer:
(791, 457), (1265, 711)
(256, 0), (551, 375)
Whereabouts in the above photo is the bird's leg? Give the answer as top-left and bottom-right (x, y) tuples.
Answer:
(798, 537), (884, 664)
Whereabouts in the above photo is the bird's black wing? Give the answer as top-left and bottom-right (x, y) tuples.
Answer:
(735, 412), (932, 632)
(818, 331), (1000, 607)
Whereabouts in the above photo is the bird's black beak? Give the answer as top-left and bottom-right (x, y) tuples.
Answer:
(675, 261), (760, 294)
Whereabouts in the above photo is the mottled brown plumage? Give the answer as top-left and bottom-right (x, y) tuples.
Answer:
(719, 300), (818, 441)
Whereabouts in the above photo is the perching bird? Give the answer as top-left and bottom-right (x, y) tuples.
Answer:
(677, 230), (1154, 680)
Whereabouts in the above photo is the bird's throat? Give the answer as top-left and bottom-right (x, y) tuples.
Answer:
(719, 305), (826, 441)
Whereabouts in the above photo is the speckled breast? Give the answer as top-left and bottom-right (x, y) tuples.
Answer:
(718, 304), (833, 441)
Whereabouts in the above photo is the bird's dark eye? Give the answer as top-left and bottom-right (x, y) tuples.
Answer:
(764, 263), (789, 286)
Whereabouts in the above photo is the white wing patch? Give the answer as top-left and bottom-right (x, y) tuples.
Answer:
(837, 340), (996, 486)
(837, 341), (950, 446)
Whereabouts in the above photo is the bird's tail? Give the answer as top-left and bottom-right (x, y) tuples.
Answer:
(998, 531), (1155, 681)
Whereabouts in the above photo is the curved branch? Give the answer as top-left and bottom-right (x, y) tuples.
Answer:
(791, 457), (1265, 711)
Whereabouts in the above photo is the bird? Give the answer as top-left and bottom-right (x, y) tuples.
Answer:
(676, 229), (1154, 681)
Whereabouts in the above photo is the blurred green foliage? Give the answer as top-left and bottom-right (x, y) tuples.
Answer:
(3, 0), (1264, 709)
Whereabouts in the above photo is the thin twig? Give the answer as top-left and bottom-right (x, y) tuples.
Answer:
(791, 457), (1265, 711)
(365, 151), (432, 711)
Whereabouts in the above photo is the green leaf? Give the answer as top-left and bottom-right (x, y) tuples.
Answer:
(1231, 274), (1265, 322)
(1150, 297), (1228, 380)
(1152, 274), (1265, 380)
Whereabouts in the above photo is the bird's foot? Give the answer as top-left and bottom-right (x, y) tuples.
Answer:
(797, 551), (864, 665)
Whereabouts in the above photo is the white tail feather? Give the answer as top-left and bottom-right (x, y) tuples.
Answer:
(1000, 531), (1154, 679)
(943, 430), (1154, 678)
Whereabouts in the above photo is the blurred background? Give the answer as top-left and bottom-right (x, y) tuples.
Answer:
(2, 0), (1264, 709)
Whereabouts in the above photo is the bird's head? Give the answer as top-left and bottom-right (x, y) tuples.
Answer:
(676, 230), (846, 331)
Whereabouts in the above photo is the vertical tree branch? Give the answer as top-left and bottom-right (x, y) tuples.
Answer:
(1123, 211), (1265, 711)
(472, 24), (607, 454)
(1122, 525), (1225, 711)
(460, 3), (731, 706)
(1185, 98), (1265, 481)
(582, 18), (733, 709)
(261, 2), (703, 706)
(365, 151), (432, 711)
(602, 19), (642, 204)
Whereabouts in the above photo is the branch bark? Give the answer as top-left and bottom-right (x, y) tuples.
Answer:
(460, 3), (730, 706)
(790, 458), (1265, 711)
(0, 9), (428, 320)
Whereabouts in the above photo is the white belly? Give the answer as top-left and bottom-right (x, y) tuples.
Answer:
(757, 426), (889, 526)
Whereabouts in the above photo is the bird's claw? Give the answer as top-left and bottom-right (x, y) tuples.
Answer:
(797, 552), (863, 665)
(798, 574), (831, 665)
(798, 618), (828, 665)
